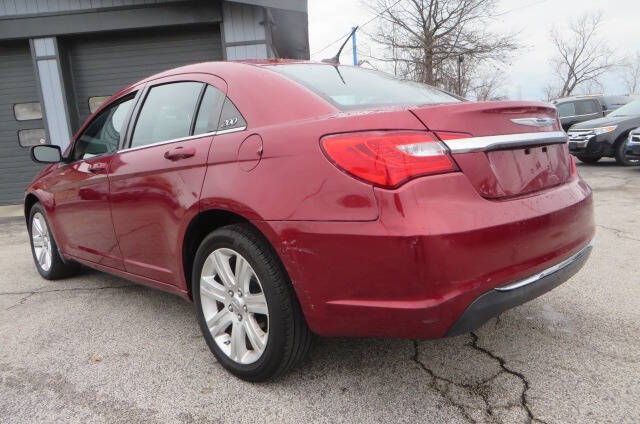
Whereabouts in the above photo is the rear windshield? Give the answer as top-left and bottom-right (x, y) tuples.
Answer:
(269, 64), (460, 110)
(602, 96), (632, 109)
(609, 99), (640, 117)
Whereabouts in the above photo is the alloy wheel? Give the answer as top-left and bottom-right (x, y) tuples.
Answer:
(31, 212), (52, 272)
(199, 248), (269, 364)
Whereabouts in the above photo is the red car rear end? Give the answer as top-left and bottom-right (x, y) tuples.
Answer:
(254, 64), (594, 339)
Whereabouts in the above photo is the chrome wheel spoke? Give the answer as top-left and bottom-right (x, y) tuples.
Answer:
(213, 250), (236, 288)
(31, 213), (52, 272)
(244, 317), (266, 352)
(229, 320), (247, 362)
(234, 255), (252, 293)
(244, 293), (268, 315)
(206, 309), (233, 336)
(200, 276), (227, 303)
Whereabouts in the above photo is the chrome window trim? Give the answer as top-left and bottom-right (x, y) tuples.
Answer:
(558, 112), (599, 120)
(442, 131), (567, 154)
(117, 126), (247, 154)
(495, 240), (594, 292)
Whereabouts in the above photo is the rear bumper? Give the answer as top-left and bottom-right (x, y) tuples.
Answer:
(446, 240), (593, 336)
(254, 172), (595, 339)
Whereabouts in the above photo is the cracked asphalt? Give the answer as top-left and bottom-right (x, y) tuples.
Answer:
(1, 160), (639, 424)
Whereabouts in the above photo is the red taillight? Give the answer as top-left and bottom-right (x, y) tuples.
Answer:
(320, 131), (458, 188)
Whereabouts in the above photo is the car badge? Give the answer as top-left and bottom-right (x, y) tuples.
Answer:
(510, 117), (556, 127)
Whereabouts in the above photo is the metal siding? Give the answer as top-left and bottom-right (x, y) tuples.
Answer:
(223, 2), (264, 43)
(66, 25), (223, 126)
(0, 41), (44, 205)
(0, 0), (189, 16)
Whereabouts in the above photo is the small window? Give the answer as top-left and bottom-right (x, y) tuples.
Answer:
(18, 128), (46, 147)
(131, 82), (203, 148)
(14, 102), (42, 121)
(89, 96), (111, 114)
(217, 97), (247, 131)
(73, 96), (135, 161)
(193, 85), (225, 135)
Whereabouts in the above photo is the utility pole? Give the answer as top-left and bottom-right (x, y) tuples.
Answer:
(457, 55), (464, 96)
(352, 26), (358, 66)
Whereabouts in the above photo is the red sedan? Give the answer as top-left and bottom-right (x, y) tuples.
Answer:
(25, 61), (594, 381)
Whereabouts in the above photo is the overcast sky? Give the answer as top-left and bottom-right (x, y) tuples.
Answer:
(307, 0), (640, 100)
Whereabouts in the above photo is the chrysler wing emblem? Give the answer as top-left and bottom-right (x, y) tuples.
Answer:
(510, 117), (556, 127)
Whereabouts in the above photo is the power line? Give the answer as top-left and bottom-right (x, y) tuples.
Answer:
(310, 0), (403, 58)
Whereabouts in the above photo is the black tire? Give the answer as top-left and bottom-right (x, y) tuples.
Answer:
(192, 224), (312, 381)
(28, 202), (80, 280)
(614, 137), (640, 166)
(575, 154), (602, 164)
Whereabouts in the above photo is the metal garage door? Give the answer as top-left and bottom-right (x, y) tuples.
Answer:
(0, 41), (44, 205)
(65, 25), (223, 127)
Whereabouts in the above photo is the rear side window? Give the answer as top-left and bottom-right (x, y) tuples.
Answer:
(193, 85), (226, 135)
(73, 95), (135, 161)
(575, 100), (599, 115)
(270, 64), (460, 111)
(556, 102), (576, 118)
(131, 82), (203, 148)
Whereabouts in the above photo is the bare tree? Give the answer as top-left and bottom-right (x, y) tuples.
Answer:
(470, 67), (508, 101)
(621, 52), (640, 94)
(366, 0), (518, 96)
(547, 12), (617, 99)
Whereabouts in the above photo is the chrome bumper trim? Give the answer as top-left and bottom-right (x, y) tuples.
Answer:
(495, 240), (594, 292)
(442, 131), (567, 154)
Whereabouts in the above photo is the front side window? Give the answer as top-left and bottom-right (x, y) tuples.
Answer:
(131, 82), (203, 148)
(73, 95), (135, 161)
(270, 64), (460, 110)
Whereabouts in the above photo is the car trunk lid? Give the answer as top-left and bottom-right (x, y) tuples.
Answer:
(410, 101), (571, 198)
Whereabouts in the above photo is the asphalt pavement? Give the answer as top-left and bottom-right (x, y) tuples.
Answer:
(1, 159), (638, 423)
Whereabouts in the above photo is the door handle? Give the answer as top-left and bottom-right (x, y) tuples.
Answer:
(164, 146), (196, 161)
(88, 162), (108, 173)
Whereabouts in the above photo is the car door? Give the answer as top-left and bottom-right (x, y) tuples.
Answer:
(108, 74), (227, 285)
(45, 92), (138, 269)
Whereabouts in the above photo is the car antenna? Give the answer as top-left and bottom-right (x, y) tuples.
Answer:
(322, 26), (359, 65)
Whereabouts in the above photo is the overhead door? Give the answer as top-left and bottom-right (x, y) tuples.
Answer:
(0, 41), (44, 205)
(65, 25), (223, 128)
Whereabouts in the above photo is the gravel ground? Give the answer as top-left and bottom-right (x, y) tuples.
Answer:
(1, 160), (638, 424)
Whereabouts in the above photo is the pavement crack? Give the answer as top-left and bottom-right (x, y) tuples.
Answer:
(411, 340), (495, 423)
(469, 332), (549, 424)
(596, 225), (640, 243)
(2, 284), (136, 310)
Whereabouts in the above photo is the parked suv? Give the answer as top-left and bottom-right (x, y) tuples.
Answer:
(567, 99), (640, 165)
(553, 95), (632, 132)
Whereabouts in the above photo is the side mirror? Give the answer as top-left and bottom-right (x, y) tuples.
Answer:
(30, 144), (62, 164)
